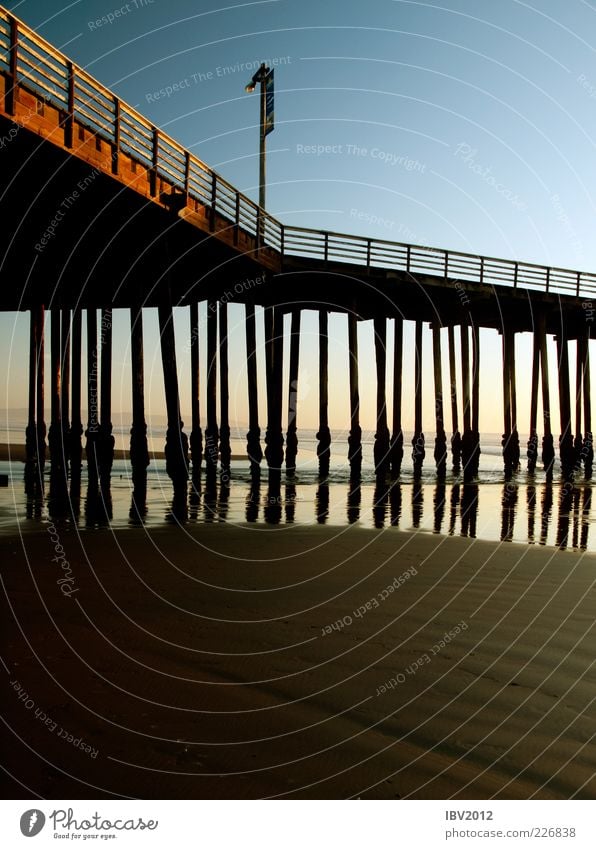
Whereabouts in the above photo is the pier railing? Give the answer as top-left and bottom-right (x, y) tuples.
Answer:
(1, 6), (596, 300)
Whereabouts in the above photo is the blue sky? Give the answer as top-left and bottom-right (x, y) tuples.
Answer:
(3, 0), (596, 436)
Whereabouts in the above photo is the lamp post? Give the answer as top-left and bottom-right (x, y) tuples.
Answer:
(245, 63), (272, 211)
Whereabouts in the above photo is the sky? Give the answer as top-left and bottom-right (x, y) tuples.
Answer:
(3, 0), (596, 438)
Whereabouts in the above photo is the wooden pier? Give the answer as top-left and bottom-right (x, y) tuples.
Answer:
(0, 7), (594, 504)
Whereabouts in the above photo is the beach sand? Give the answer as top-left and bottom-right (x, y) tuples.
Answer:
(2, 522), (596, 799)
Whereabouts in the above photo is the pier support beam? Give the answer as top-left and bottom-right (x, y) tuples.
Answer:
(85, 309), (99, 490)
(36, 305), (46, 484)
(347, 312), (362, 477)
(219, 302), (231, 480)
(205, 301), (219, 477)
(285, 309), (301, 474)
(245, 304), (262, 476)
(189, 302), (203, 498)
(25, 307), (40, 494)
(129, 305), (149, 501)
(317, 310), (331, 478)
(502, 328), (519, 476)
(60, 308), (71, 473)
(538, 317), (555, 479)
(264, 306), (284, 471)
(471, 324), (481, 477)
(48, 309), (65, 480)
(390, 317), (404, 478)
(556, 331), (575, 478)
(158, 302), (188, 498)
(69, 308), (83, 481)
(527, 326), (540, 472)
(581, 331), (593, 479)
(373, 317), (390, 478)
(447, 325), (461, 473)
(98, 308), (115, 489)
(575, 336), (584, 469)
(432, 323), (447, 478)
(412, 320), (425, 477)
(460, 323), (478, 481)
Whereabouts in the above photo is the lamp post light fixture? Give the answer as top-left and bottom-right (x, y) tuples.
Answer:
(245, 63), (273, 211)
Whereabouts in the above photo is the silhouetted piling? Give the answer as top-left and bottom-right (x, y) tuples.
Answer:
(25, 307), (39, 494)
(582, 331), (593, 478)
(556, 331), (574, 479)
(432, 323), (447, 479)
(189, 302), (203, 499)
(412, 320), (425, 477)
(219, 301), (231, 480)
(158, 301), (188, 504)
(538, 316), (555, 479)
(285, 309), (301, 474)
(97, 308), (115, 490)
(205, 300), (219, 479)
(447, 325), (461, 473)
(69, 308), (83, 480)
(348, 311), (362, 477)
(316, 310), (331, 478)
(264, 306), (284, 472)
(501, 328), (519, 475)
(390, 316), (404, 478)
(245, 304), (262, 477)
(36, 305), (46, 486)
(129, 305), (149, 513)
(373, 316), (390, 478)
(527, 326), (540, 473)
(85, 309), (99, 490)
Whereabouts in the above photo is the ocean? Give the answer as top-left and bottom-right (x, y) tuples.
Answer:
(1, 419), (593, 551)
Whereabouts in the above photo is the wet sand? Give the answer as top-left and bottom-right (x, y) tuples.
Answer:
(2, 521), (596, 799)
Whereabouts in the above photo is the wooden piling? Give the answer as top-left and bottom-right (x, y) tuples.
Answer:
(205, 300), (219, 477)
(412, 320), (425, 477)
(502, 329), (519, 475)
(582, 331), (593, 478)
(245, 304), (262, 474)
(24, 308), (38, 493)
(461, 323), (471, 435)
(432, 323), (447, 478)
(509, 329), (520, 470)
(189, 302), (203, 496)
(69, 308), (82, 477)
(390, 317), (404, 478)
(373, 316), (390, 478)
(98, 308), (114, 486)
(60, 309), (71, 439)
(48, 309), (63, 473)
(556, 331), (575, 477)
(348, 312), (362, 477)
(470, 324), (481, 477)
(447, 325), (461, 472)
(317, 310), (331, 478)
(460, 324), (475, 480)
(285, 309), (301, 474)
(85, 308), (99, 488)
(129, 305), (149, 496)
(264, 306), (284, 471)
(158, 302), (188, 495)
(35, 305), (46, 480)
(575, 337), (584, 464)
(219, 301), (231, 479)
(538, 317), (555, 479)
(527, 327), (540, 472)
